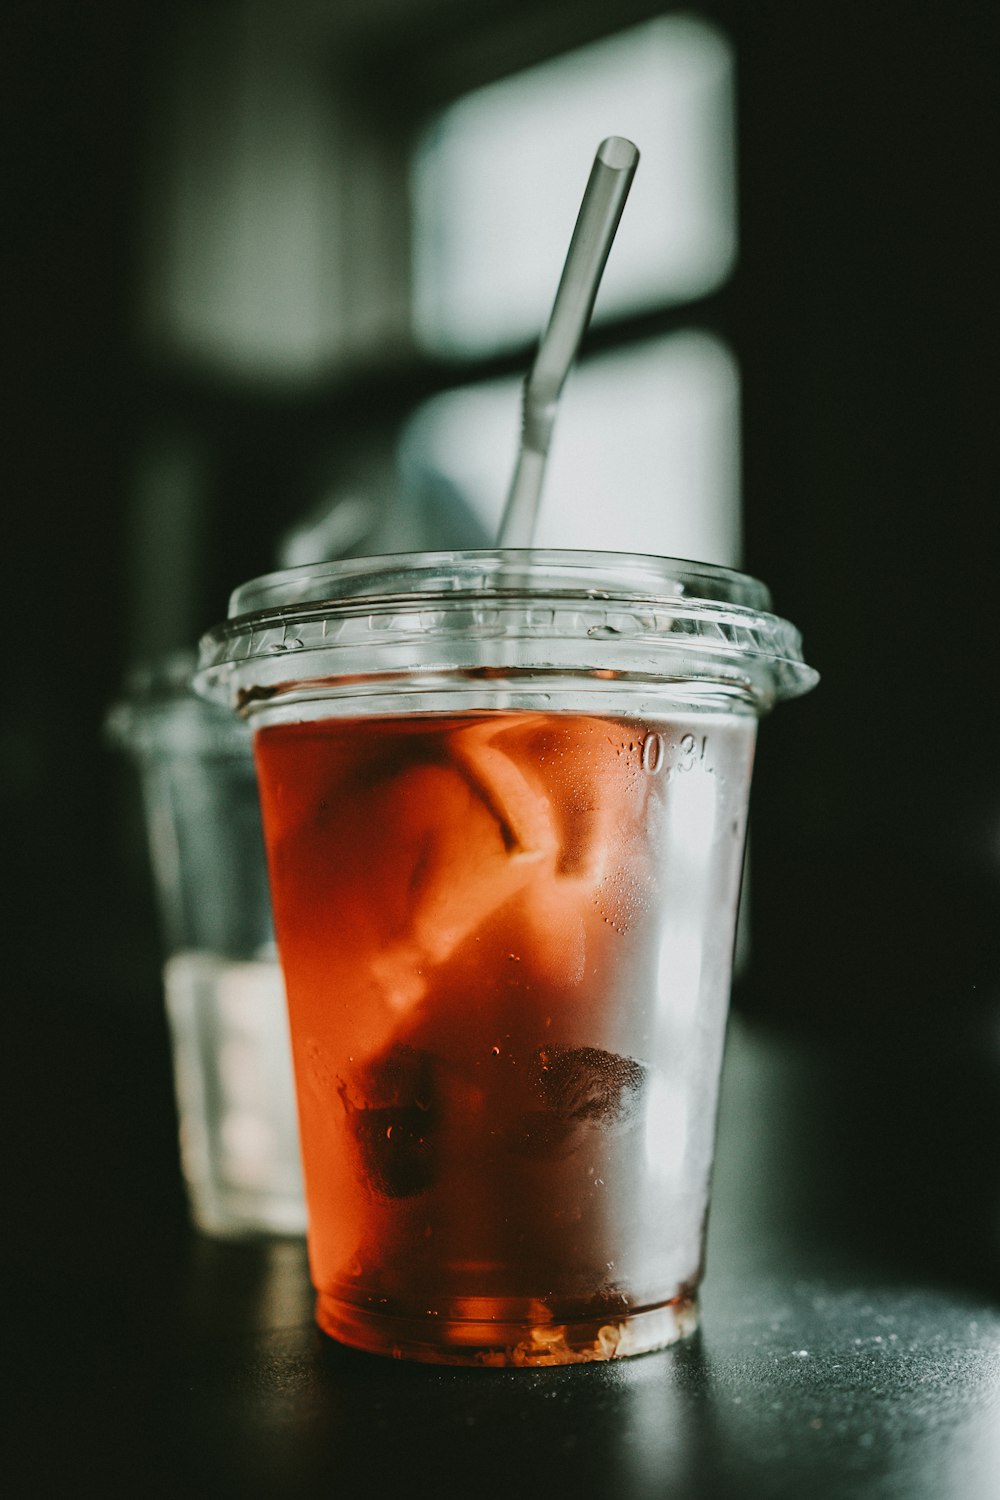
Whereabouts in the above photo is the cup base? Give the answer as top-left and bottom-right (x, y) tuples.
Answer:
(316, 1289), (699, 1367)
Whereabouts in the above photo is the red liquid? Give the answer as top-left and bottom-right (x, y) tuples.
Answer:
(254, 710), (754, 1363)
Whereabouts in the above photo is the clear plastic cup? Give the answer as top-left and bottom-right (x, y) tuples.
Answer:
(108, 656), (306, 1238)
(196, 550), (816, 1361)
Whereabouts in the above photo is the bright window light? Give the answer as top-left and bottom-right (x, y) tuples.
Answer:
(411, 15), (736, 357)
(399, 331), (741, 564)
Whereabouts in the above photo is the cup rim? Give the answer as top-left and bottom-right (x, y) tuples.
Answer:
(196, 548), (818, 713)
(224, 548), (773, 619)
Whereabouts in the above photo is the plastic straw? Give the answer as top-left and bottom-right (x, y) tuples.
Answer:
(497, 136), (639, 549)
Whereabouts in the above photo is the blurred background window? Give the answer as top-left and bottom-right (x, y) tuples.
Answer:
(412, 16), (736, 358)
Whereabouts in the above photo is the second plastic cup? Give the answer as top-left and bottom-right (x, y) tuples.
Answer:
(197, 550), (816, 1364)
(108, 657), (306, 1238)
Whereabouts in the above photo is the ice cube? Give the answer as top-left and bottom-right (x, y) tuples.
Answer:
(365, 759), (550, 1015)
(338, 1044), (439, 1199)
(288, 718), (657, 1054)
(448, 717), (560, 865)
(449, 717), (656, 980)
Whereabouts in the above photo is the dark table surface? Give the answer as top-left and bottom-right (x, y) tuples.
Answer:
(12, 1002), (1000, 1499)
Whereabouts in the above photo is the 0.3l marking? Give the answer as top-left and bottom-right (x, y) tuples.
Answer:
(641, 732), (710, 776)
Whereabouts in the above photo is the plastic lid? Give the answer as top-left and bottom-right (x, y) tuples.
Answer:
(196, 549), (818, 714)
